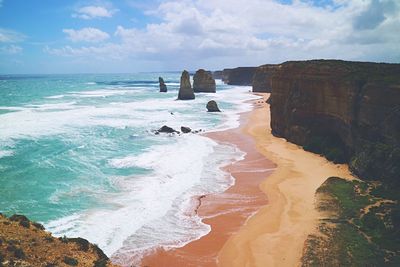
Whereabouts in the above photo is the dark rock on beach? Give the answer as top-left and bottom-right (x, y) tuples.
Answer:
(178, 70), (195, 100)
(206, 100), (221, 112)
(159, 77), (167, 92)
(193, 69), (216, 93)
(157, 125), (180, 134)
(181, 126), (192, 133)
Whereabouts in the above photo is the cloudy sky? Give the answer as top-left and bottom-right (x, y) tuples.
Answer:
(0, 0), (399, 73)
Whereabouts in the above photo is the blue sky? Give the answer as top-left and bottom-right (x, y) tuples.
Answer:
(0, 0), (399, 74)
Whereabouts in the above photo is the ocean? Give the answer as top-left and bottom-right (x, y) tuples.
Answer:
(0, 73), (258, 264)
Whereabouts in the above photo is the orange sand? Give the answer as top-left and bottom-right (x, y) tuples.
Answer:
(140, 93), (354, 267)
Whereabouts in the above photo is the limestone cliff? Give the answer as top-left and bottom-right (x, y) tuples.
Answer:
(0, 214), (117, 266)
(193, 69), (216, 93)
(222, 67), (256, 85)
(252, 64), (278, 92)
(270, 60), (400, 186)
(178, 70), (195, 100)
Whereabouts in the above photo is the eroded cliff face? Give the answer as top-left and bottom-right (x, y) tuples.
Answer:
(252, 64), (278, 92)
(222, 67), (256, 85)
(270, 60), (400, 186)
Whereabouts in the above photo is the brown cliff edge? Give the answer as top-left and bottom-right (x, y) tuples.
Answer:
(0, 213), (117, 267)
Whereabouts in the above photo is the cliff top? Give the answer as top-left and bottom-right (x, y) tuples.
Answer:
(0, 213), (117, 267)
(278, 59), (400, 84)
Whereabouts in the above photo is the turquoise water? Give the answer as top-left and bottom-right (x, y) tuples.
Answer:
(0, 73), (258, 263)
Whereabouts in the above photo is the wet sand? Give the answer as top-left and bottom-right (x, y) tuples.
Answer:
(140, 98), (276, 267)
(140, 93), (354, 267)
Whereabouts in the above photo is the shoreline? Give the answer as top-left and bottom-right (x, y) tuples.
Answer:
(140, 93), (355, 267)
(139, 96), (275, 266)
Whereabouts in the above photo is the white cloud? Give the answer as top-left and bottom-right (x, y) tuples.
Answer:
(0, 28), (26, 43)
(72, 5), (117, 19)
(63, 28), (110, 43)
(0, 44), (23, 54)
(47, 0), (400, 70)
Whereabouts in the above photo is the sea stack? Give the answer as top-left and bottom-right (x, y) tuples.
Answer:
(206, 100), (221, 112)
(178, 70), (195, 100)
(193, 69), (216, 93)
(159, 77), (167, 92)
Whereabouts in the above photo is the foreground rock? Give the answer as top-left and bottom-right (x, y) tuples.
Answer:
(206, 100), (221, 112)
(252, 64), (278, 92)
(222, 67), (256, 85)
(269, 59), (400, 187)
(159, 77), (167, 92)
(178, 70), (195, 100)
(0, 213), (116, 267)
(193, 69), (216, 93)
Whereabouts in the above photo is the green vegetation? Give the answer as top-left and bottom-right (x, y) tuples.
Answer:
(63, 256), (78, 266)
(302, 177), (400, 266)
(303, 135), (347, 164)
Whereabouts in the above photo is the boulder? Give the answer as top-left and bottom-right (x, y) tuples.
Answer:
(181, 126), (192, 133)
(206, 100), (221, 112)
(157, 125), (179, 134)
(193, 69), (216, 93)
(178, 70), (195, 100)
(159, 77), (167, 92)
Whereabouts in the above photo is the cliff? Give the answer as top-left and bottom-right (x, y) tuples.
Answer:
(193, 69), (216, 93)
(252, 64), (278, 92)
(270, 60), (400, 186)
(0, 213), (117, 266)
(222, 67), (256, 85)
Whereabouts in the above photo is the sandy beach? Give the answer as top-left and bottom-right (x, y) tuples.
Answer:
(141, 93), (354, 267)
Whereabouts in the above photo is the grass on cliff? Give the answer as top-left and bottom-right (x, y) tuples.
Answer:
(302, 177), (400, 267)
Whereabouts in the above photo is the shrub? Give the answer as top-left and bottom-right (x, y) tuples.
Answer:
(63, 256), (78, 266)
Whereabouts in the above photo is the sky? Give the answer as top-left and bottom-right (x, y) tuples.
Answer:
(0, 0), (399, 74)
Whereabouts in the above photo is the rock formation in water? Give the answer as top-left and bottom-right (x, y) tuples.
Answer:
(206, 100), (221, 112)
(193, 69), (216, 93)
(222, 67), (256, 85)
(159, 77), (167, 92)
(0, 213), (116, 266)
(181, 126), (191, 133)
(269, 59), (400, 186)
(252, 64), (278, 92)
(178, 70), (195, 100)
(157, 125), (179, 134)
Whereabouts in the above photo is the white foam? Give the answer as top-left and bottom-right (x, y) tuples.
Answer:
(46, 134), (244, 264)
(45, 95), (65, 99)
(0, 150), (13, 158)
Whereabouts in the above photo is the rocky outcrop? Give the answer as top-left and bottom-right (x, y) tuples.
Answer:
(0, 213), (116, 266)
(181, 126), (191, 133)
(193, 69), (216, 93)
(159, 77), (167, 92)
(206, 100), (221, 112)
(222, 67), (256, 85)
(178, 70), (195, 100)
(252, 64), (278, 92)
(270, 60), (400, 186)
(156, 125), (179, 134)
